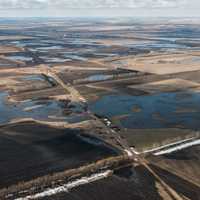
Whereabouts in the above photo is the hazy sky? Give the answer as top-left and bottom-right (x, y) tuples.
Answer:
(0, 0), (199, 17)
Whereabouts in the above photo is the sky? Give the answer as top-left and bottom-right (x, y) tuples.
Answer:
(0, 0), (199, 17)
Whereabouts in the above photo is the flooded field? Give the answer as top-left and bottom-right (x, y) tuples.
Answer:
(89, 91), (200, 130)
(0, 92), (65, 123)
(0, 18), (200, 200)
(7, 55), (33, 62)
(0, 90), (91, 125)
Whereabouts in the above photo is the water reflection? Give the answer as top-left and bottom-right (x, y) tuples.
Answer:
(89, 92), (200, 129)
(0, 92), (90, 124)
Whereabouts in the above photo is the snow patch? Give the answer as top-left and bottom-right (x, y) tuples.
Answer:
(154, 139), (200, 156)
(15, 170), (112, 200)
(143, 137), (196, 154)
(125, 149), (133, 157)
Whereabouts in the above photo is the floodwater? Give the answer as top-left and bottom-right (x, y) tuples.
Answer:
(89, 92), (200, 130)
(86, 74), (113, 82)
(132, 41), (187, 51)
(7, 55), (33, 62)
(40, 56), (71, 63)
(0, 92), (88, 124)
(0, 92), (63, 123)
(22, 75), (44, 81)
(36, 45), (63, 51)
(63, 54), (88, 61)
